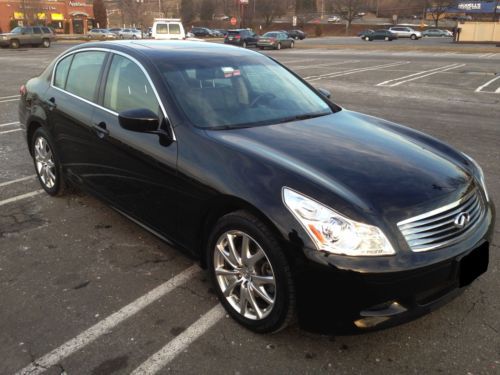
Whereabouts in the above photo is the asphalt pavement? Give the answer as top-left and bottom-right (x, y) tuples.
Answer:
(0, 40), (499, 374)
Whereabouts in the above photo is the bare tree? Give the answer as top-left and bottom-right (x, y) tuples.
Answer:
(93, 0), (108, 28)
(330, 0), (365, 31)
(428, 0), (456, 27)
(256, 0), (286, 25)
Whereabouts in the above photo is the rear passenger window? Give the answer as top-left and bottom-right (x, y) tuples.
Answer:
(42, 27), (51, 33)
(65, 51), (106, 101)
(54, 55), (73, 89)
(103, 54), (159, 114)
(169, 24), (181, 34)
(33, 27), (42, 34)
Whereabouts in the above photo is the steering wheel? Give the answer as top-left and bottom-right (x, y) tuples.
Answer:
(250, 93), (276, 108)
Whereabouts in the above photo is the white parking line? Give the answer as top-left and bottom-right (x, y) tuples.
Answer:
(293, 60), (360, 71)
(0, 98), (20, 104)
(0, 128), (22, 135)
(0, 121), (20, 128)
(478, 53), (497, 58)
(305, 61), (410, 82)
(0, 175), (36, 188)
(475, 75), (500, 93)
(14, 265), (200, 375)
(0, 94), (20, 100)
(131, 305), (225, 375)
(0, 190), (44, 207)
(376, 63), (466, 87)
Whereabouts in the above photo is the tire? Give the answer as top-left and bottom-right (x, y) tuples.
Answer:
(242, 41), (247, 48)
(10, 39), (20, 49)
(290, 41), (294, 49)
(259, 47), (264, 50)
(42, 38), (50, 48)
(385, 36), (389, 41)
(277, 42), (281, 50)
(31, 127), (66, 196)
(364, 36), (370, 41)
(132, 35), (137, 39)
(410, 34), (417, 40)
(294, 36), (299, 40)
(208, 211), (295, 333)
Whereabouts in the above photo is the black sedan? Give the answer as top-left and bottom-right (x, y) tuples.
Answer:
(363, 29), (397, 41)
(19, 41), (494, 334)
(286, 29), (307, 40)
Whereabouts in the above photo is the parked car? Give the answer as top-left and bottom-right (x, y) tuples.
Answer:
(286, 29), (306, 40)
(327, 15), (341, 23)
(224, 29), (259, 48)
(151, 18), (185, 40)
(108, 28), (123, 36)
(191, 27), (214, 37)
(0, 26), (55, 49)
(358, 29), (374, 38)
(257, 32), (294, 50)
(19, 40), (493, 334)
(362, 29), (397, 41)
(388, 26), (422, 40)
(422, 28), (453, 37)
(119, 28), (143, 39)
(211, 29), (226, 37)
(88, 29), (118, 40)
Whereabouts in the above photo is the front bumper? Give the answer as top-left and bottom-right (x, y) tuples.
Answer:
(293, 201), (495, 333)
(0, 39), (10, 47)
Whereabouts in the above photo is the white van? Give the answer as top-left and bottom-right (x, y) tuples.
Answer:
(151, 19), (186, 40)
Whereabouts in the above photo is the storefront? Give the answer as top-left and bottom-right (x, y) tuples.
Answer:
(0, 0), (94, 34)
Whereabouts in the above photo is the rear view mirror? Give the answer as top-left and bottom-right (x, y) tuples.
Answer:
(119, 108), (159, 132)
(317, 88), (331, 99)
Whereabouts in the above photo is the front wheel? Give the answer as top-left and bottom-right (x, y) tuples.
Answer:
(290, 41), (294, 49)
(276, 42), (281, 50)
(410, 34), (417, 40)
(42, 38), (50, 48)
(31, 127), (65, 196)
(10, 39), (20, 49)
(208, 211), (295, 333)
(385, 36), (389, 41)
(242, 41), (247, 48)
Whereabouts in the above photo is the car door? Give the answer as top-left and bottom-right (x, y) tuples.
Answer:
(89, 52), (179, 238)
(20, 27), (34, 45)
(32, 27), (43, 45)
(45, 50), (108, 182)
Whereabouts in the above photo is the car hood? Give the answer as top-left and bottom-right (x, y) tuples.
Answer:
(205, 110), (472, 222)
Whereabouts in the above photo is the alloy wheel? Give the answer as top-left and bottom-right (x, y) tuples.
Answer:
(213, 230), (276, 320)
(34, 136), (56, 189)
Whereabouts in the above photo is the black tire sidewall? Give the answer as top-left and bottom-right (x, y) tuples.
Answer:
(207, 212), (294, 333)
(31, 127), (63, 196)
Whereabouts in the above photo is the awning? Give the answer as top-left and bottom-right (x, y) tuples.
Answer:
(69, 11), (90, 17)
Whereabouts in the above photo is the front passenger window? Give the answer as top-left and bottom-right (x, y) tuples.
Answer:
(103, 54), (159, 115)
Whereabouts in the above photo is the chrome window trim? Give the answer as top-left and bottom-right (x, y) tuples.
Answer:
(50, 46), (176, 141)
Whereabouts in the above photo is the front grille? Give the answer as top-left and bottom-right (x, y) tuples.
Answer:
(398, 189), (485, 252)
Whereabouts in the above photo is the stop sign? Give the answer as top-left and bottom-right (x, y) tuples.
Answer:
(230, 17), (237, 26)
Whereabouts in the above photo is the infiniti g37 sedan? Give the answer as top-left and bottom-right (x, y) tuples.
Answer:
(19, 41), (495, 333)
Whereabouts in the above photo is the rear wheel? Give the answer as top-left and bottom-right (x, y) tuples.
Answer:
(290, 41), (294, 48)
(385, 36), (389, 41)
(42, 38), (50, 48)
(10, 39), (20, 49)
(364, 36), (370, 41)
(208, 211), (295, 333)
(410, 34), (417, 40)
(276, 42), (281, 50)
(31, 127), (65, 196)
(242, 41), (247, 48)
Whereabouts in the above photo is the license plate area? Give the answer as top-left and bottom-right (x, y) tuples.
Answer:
(459, 242), (489, 287)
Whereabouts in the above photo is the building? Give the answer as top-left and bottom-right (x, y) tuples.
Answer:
(0, 0), (95, 34)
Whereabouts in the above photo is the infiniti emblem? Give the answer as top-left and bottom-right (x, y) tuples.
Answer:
(454, 212), (470, 229)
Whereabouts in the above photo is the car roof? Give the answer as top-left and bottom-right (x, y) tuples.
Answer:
(66, 40), (263, 61)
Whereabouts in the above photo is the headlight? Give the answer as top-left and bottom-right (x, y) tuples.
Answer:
(463, 153), (489, 202)
(282, 188), (395, 256)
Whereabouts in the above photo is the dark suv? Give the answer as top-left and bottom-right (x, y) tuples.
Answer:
(0, 26), (55, 48)
(224, 29), (259, 48)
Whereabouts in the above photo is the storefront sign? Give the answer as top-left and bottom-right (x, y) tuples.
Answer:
(458, 3), (482, 10)
(14, 12), (24, 20)
(51, 13), (64, 21)
(69, 1), (86, 6)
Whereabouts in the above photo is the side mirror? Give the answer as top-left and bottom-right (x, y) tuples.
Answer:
(118, 108), (159, 132)
(317, 88), (331, 99)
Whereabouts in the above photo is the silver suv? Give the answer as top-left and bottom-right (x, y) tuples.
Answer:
(388, 26), (422, 40)
(0, 26), (55, 48)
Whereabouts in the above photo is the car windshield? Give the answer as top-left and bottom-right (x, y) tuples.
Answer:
(10, 27), (22, 33)
(157, 53), (336, 129)
(263, 32), (278, 37)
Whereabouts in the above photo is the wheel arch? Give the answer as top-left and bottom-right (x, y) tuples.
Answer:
(197, 195), (286, 269)
(26, 119), (44, 156)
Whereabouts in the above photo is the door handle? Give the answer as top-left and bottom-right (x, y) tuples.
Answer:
(92, 121), (109, 138)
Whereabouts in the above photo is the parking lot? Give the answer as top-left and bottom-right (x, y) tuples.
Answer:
(1, 41), (499, 374)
